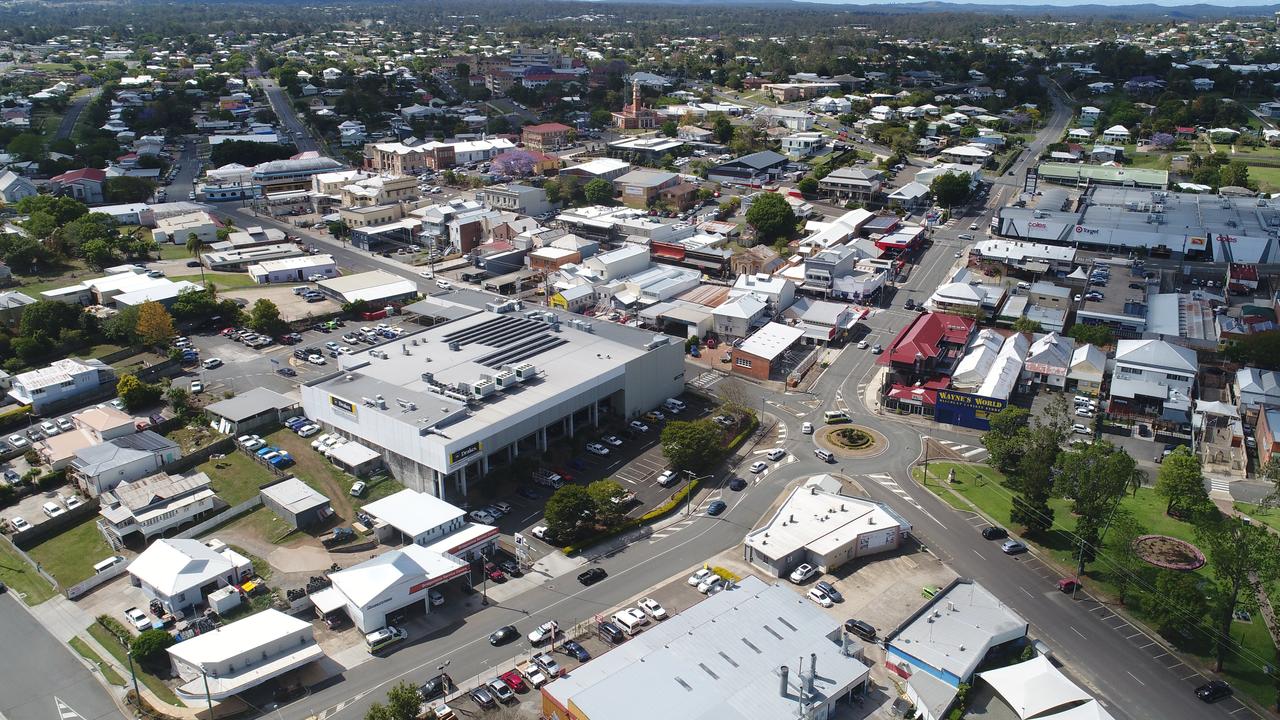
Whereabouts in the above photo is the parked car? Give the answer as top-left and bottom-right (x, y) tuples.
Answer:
(844, 619), (877, 641)
(468, 685), (497, 709)
(638, 597), (667, 621)
(9, 517), (29, 532)
(585, 442), (610, 456)
(124, 607), (150, 631)
(499, 670), (526, 693)
(485, 678), (515, 704)
(688, 568), (714, 587)
(628, 420), (649, 432)
(808, 588), (834, 607)
(349, 481), (366, 497)
(1196, 680), (1232, 703)
(55, 417), (73, 432)
(981, 526), (1009, 540)
(561, 639), (591, 662)
(789, 564), (817, 584)
(1001, 540), (1028, 555)
(815, 580), (843, 603)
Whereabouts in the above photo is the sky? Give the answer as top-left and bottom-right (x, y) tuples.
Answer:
(797, 0), (1280, 6)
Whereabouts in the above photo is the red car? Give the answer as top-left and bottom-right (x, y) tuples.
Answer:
(553, 469), (575, 483)
(220, 327), (235, 337)
(500, 670), (527, 693)
(485, 562), (506, 582)
(1057, 577), (1082, 593)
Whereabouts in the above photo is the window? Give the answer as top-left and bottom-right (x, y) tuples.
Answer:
(735, 358), (753, 369)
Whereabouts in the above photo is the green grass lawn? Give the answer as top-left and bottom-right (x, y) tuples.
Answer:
(1249, 166), (1280, 193)
(27, 518), (118, 587)
(68, 636), (126, 686)
(1126, 152), (1170, 170)
(918, 461), (1278, 708)
(156, 244), (194, 261)
(87, 343), (126, 359)
(196, 450), (276, 505)
(170, 272), (257, 290)
(0, 538), (56, 604)
(225, 505), (298, 545)
(1233, 502), (1280, 532)
(86, 623), (181, 706)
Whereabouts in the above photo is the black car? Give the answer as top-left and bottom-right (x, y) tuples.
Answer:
(815, 580), (843, 603)
(489, 625), (519, 646)
(728, 477), (747, 491)
(517, 486), (541, 500)
(293, 349), (309, 360)
(1195, 680), (1232, 702)
(420, 673), (450, 701)
(707, 500), (727, 516)
(468, 684), (497, 709)
(578, 567), (608, 586)
(186, 260), (201, 268)
(844, 619), (877, 641)
(498, 559), (522, 576)
(561, 639), (591, 662)
(981, 526), (1009, 540)
(597, 620), (625, 644)
(277, 367), (297, 377)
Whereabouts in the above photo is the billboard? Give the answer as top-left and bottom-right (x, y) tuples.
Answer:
(331, 396), (357, 416)
(449, 442), (483, 466)
(934, 389), (1007, 431)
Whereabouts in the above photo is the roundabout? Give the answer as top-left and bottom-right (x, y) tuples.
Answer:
(815, 423), (887, 459)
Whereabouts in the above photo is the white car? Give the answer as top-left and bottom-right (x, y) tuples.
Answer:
(749, 461), (767, 474)
(856, 340), (868, 349)
(807, 588), (834, 608)
(1072, 423), (1091, 435)
(7, 434), (27, 449)
(1074, 408), (1094, 418)
(350, 481), (367, 497)
(338, 346), (353, 355)
(601, 435), (623, 447)
(688, 568), (713, 587)
(629, 420), (649, 432)
(531, 525), (548, 540)
(521, 664), (549, 688)
(469, 509), (496, 524)
(789, 563), (817, 584)
(308, 355), (327, 365)
(55, 417), (73, 431)
(190, 380), (204, 393)
(9, 516), (29, 531)
(310, 433), (332, 450)
(801, 422), (813, 435)
(766, 448), (786, 461)
(42, 502), (64, 518)
(698, 576), (725, 594)
(297, 424), (321, 437)
(638, 597), (667, 621)
(657, 469), (678, 487)
(243, 438), (265, 451)
(528, 621), (558, 645)
(62, 495), (83, 510)
(124, 607), (150, 631)
(40, 421), (59, 437)
(202, 358), (223, 369)
(585, 442), (610, 456)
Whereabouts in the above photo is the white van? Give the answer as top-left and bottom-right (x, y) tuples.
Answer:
(823, 410), (849, 424)
(611, 611), (643, 636)
(93, 555), (126, 574)
(815, 448), (835, 463)
(365, 626), (407, 653)
(663, 398), (686, 413)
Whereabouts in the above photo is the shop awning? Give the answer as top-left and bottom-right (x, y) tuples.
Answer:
(310, 586), (347, 615)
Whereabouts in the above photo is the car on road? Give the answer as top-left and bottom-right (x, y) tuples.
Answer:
(766, 448), (786, 461)
(561, 639), (591, 661)
(528, 621), (558, 645)
(124, 607), (150, 631)
(578, 567), (607, 585)
(749, 461), (767, 473)
(955, 250), (963, 258)
(485, 678), (515, 704)
(202, 358), (222, 369)
(871, 344), (883, 354)
(815, 580), (843, 603)
(349, 481), (366, 497)
(790, 564), (817, 584)
(1001, 540), (1028, 555)
(489, 625), (519, 646)
(1195, 680), (1232, 702)
(531, 525), (548, 540)
(190, 380), (204, 393)
(728, 477), (747, 491)
(706, 499), (727, 516)
(807, 588), (834, 607)
(802, 421), (814, 434)
(585, 442), (610, 456)
(277, 367), (297, 377)
(628, 420), (649, 432)
(856, 340), (868, 349)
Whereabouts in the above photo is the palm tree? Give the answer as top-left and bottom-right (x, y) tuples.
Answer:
(186, 232), (206, 285)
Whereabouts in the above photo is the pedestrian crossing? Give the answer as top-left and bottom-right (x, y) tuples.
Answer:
(55, 698), (84, 720)
(1208, 477), (1231, 495)
(649, 516), (699, 543)
(932, 438), (988, 460)
(867, 472), (944, 527)
(688, 371), (724, 390)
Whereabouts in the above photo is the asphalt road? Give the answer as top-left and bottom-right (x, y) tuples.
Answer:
(0, 594), (122, 720)
(54, 88), (99, 141)
(258, 78), (320, 153)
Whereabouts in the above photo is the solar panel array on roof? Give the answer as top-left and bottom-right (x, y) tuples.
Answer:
(441, 315), (547, 348)
(474, 334), (568, 368)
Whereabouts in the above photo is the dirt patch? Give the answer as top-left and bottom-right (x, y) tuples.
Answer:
(816, 424), (886, 459)
(222, 284), (338, 323)
(1133, 534), (1206, 571)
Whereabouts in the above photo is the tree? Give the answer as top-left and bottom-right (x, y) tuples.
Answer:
(117, 375), (163, 411)
(1197, 517), (1280, 671)
(744, 192), (796, 242)
(130, 628), (175, 666)
(186, 232), (206, 284)
(587, 479), (627, 523)
(80, 238), (119, 269)
(1069, 324), (1116, 348)
(104, 305), (140, 344)
(19, 300), (83, 343)
(248, 298), (287, 337)
(544, 484), (595, 541)
(1147, 569), (1208, 638)
(1220, 160), (1251, 189)
(16, 195), (86, 225)
(660, 120), (678, 138)
(1224, 330), (1280, 370)
(166, 386), (192, 417)
(1155, 446), (1209, 517)
(660, 419), (724, 474)
(103, 176), (156, 204)
(364, 681), (421, 720)
(930, 172), (971, 207)
(1010, 492), (1054, 535)
(583, 178), (614, 205)
(1106, 507), (1148, 606)
(797, 177), (819, 195)
(712, 114), (733, 144)
(1055, 441), (1136, 569)
(6, 133), (43, 161)
(135, 302), (176, 347)
(1011, 316), (1042, 334)
(982, 406), (1030, 474)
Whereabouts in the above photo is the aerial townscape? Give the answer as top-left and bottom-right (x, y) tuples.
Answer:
(6, 1), (1280, 720)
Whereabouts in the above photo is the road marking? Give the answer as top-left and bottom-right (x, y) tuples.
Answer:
(1125, 632), (1143, 640)
(1125, 671), (1146, 686)
(1070, 626), (1086, 639)
(867, 473), (946, 528)
(970, 549), (983, 558)
(1019, 587), (1034, 598)
(54, 699), (85, 720)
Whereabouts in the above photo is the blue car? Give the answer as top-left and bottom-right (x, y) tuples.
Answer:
(285, 417), (308, 430)
(561, 639), (591, 662)
(270, 456), (295, 468)
(256, 446), (278, 457)
(707, 500), (727, 516)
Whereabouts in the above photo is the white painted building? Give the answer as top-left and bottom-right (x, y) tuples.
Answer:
(248, 254), (338, 284)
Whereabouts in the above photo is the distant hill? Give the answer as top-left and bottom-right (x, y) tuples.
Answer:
(587, 0), (1280, 20)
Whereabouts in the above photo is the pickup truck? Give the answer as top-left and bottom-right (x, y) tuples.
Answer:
(517, 660), (550, 688)
(532, 468), (564, 488)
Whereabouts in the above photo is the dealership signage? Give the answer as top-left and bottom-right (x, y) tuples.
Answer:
(449, 442), (483, 465)
(331, 396), (357, 415)
(934, 389), (1007, 430)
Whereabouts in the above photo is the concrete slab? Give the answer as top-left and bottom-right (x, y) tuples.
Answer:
(265, 544), (332, 574)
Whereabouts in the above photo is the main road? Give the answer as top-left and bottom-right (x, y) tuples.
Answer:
(257, 78), (321, 153)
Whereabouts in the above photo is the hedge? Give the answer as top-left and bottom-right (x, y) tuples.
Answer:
(0, 405), (32, 432)
(724, 414), (760, 453)
(560, 479), (701, 555)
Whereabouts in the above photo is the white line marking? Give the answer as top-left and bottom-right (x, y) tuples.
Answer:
(1070, 626), (1086, 639)
(1125, 671), (1145, 686)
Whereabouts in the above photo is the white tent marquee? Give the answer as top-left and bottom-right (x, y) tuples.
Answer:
(978, 655), (1092, 719)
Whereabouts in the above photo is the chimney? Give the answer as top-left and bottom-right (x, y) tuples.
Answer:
(779, 666), (789, 697)
(807, 652), (817, 694)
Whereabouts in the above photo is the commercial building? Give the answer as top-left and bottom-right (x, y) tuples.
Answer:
(152, 210), (221, 246)
(260, 477), (332, 530)
(202, 243), (303, 272)
(879, 313), (977, 417)
(730, 322), (805, 381)
(885, 579), (1029, 720)
(480, 183), (551, 216)
(204, 387), (301, 435)
(1110, 339), (1198, 421)
(301, 293), (684, 497)
(1023, 332), (1075, 390)
(248, 255), (338, 284)
(128, 538), (254, 614)
(541, 575), (872, 720)
(614, 170), (695, 210)
(316, 270), (418, 305)
(319, 544), (470, 632)
(167, 609), (325, 703)
(9, 358), (116, 412)
(707, 151), (788, 185)
(1237, 368), (1280, 414)
(99, 472), (218, 546)
(744, 476), (909, 577)
(819, 167), (884, 202)
(521, 122), (573, 152)
(606, 136), (685, 165)
(969, 239), (1077, 275)
(560, 157), (632, 183)
(1258, 407), (1280, 468)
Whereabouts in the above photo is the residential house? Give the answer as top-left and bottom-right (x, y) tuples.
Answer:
(1079, 106), (1102, 126)
(1259, 407), (1280, 468)
(706, 151), (788, 185)
(35, 405), (138, 470)
(676, 125), (713, 143)
(1237, 368), (1280, 415)
(0, 291), (35, 329)
(1087, 81), (1114, 94)
(49, 168), (106, 204)
(99, 472), (219, 546)
(0, 170), (37, 204)
(819, 167), (884, 202)
(712, 294), (769, 338)
(1109, 339), (1197, 421)
(887, 181), (930, 210)
(1023, 332), (1075, 390)
(780, 132), (827, 158)
(127, 538), (253, 614)
(9, 358), (116, 412)
(1193, 78), (1215, 92)
(1069, 343), (1107, 396)
(70, 431), (182, 497)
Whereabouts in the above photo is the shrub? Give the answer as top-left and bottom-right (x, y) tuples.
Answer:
(130, 628), (175, 665)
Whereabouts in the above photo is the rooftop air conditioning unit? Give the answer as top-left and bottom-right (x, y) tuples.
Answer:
(513, 362), (537, 381)
(448, 341), (461, 351)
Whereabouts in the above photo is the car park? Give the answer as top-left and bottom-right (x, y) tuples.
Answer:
(789, 564), (817, 584)
(578, 567), (607, 585)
